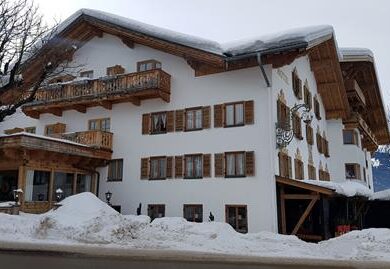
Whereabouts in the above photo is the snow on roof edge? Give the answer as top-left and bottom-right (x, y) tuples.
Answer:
(301, 179), (373, 198)
(339, 47), (374, 62)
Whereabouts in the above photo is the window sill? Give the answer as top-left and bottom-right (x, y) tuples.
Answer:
(224, 123), (245, 128)
(184, 177), (203, 180)
(225, 175), (246, 178)
(184, 128), (203, 132)
(149, 178), (167, 181)
(150, 131), (168, 135)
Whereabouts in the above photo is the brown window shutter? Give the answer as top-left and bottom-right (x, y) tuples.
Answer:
(140, 158), (149, 179)
(297, 79), (302, 99)
(288, 156), (292, 179)
(175, 156), (183, 178)
(278, 152), (283, 176)
(294, 159), (299, 179)
(166, 111), (175, 132)
(277, 100), (281, 123)
(166, 156), (173, 178)
(245, 151), (255, 176)
(202, 106), (211, 129)
(214, 104), (224, 128)
(214, 153), (224, 177)
(203, 154), (211, 177)
(244, 100), (254, 125)
(175, 110), (185, 132)
(142, 114), (150, 135)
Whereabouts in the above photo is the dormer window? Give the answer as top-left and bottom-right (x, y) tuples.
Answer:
(137, 60), (162, 72)
(80, 70), (94, 78)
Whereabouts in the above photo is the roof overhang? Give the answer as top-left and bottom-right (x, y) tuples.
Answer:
(276, 176), (335, 196)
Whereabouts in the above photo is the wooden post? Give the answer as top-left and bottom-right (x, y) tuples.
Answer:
(280, 187), (287, 234)
(17, 165), (26, 206)
(73, 173), (77, 195)
(48, 169), (54, 205)
(322, 197), (331, 240)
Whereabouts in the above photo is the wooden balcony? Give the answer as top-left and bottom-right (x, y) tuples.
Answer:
(57, 130), (113, 151)
(344, 112), (378, 151)
(344, 80), (366, 112)
(22, 69), (171, 118)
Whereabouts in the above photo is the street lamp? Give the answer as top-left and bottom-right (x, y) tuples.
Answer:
(13, 189), (23, 206)
(55, 188), (64, 203)
(276, 103), (313, 148)
(105, 191), (112, 205)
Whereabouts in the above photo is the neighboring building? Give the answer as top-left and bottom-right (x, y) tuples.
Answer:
(0, 9), (388, 240)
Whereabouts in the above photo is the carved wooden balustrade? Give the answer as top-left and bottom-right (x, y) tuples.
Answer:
(23, 69), (171, 118)
(60, 130), (113, 151)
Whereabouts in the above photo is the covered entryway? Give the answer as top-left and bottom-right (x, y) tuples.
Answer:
(276, 176), (335, 241)
(0, 170), (18, 202)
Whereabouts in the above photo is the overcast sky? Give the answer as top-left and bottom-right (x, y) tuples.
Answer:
(36, 0), (390, 105)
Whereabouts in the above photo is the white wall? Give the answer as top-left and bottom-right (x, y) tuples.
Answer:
(0, 33), (278, 233)
(271, 56), (330, 179)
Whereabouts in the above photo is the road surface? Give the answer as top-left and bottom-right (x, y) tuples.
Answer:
(0, 241), (389, 269)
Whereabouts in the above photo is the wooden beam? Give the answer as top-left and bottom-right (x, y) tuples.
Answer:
(99, 101), (112, 110)
(159, 91), (170, 103)
(47, 108), (63, 117)
(282, 194), (320, 200)
(73, 104), (87, 113)
(317, 82), (339, 92)
(310, 58), (333, 72)
(292, 196), (318, 235)
(121, 37), (134, 49)
(276, 176), (335, 196)
(129, 98), (141, 106)
(280, 187), (287, 234)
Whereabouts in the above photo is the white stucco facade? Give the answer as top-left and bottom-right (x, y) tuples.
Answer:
(0, 33), (375, 232)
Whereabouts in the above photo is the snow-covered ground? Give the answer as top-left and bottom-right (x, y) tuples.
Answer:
(0, 193), (390, 261)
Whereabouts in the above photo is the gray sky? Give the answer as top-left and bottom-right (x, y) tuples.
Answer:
(36, 0), (390, 105)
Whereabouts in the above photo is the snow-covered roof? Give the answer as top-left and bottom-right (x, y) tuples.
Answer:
(339, 47), (374, 62)
(301, 179), (373, 198)
(372, 189), (390, 201)
(58, 9), (335, 57)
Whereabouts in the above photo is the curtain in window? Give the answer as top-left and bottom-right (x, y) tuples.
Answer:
(195, 110), (202, 129)
(186, 112), (194, 130)
(25, 170), (34, 202)
(235, 103), (244, 124)
(194, 156), (202, 177)
(226, 105), (234, 126)
(186, 157), (193, 177)
(150, 160), (158, 178)
(226, 154), (235, 176)
(159, 159), (166, 178)
(236, 154), (244, 175)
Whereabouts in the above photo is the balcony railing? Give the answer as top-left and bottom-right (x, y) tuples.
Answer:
(23, 69), (171, 118)
(52, 130), (113, 151)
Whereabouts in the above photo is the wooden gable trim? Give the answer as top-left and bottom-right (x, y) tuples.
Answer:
(276, 176), (335, 196)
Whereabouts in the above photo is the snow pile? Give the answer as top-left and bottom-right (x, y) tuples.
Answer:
(302, 179), (373, 198)
(372, 189), (390, 201)
(1, 193), (390, 261)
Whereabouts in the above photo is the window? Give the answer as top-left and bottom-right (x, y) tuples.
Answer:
(80, 70), (94, 78)
(24, 127), (36, 134)
(278, 152), (292, 178)
(150, 157), (167, 180)
(277, 100), (289, 128)
(53, 172), (73, 198)
(345, 163), (361, 180)
(343, 129), (359, 145)
(226, 205), (248, 233)
(314, 97), (321, 120)
(294, 159), (304, 180)
(319, 170), (330, 181)
(185, 108), (202, 131)
(183, 204), (203, 222)
(225, 102), (244, 127)
(108, 159), (123, 181)
(292, 112), (302, 139)
(76, 174), (92, 193)
(308, 164), (316, 180)
(148, 204), (165, 221)
(292, 69), (302, 99)
(137, 60), (162, 72)
(88, 118), (110, 132)
(304, 84), (312, 110)
(225, 152), (245, 177)
(45, 123), (66, 136)
(25, 170), (50, 202)
(306, 123), (313, 145)
(185, 155), (203, 179)
(151, 112), (167, 134)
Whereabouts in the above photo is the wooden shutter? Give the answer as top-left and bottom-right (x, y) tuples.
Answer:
(214, 104), (224, 128)
(140, 158), (149, 179)
(244, 100), (254, 125)
(166, 157), (173, 178)
(278, 152), (283, 176)
(288, 156), (292, 179)
(166, 111), (175, 132)
(203, 154), (211, 177)
(142, 114), (150, 135)
(245, 151), (255, 176)
(214, 153), (224, 177)
(175, 110), (185, 131)
(175, 156), (183, 178)
(297, 79), (302, 99)
(202, 106), (211, 129)
(277, 100), (282, 123)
